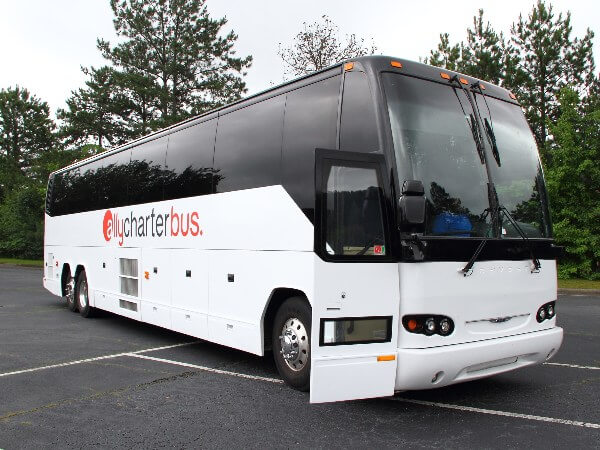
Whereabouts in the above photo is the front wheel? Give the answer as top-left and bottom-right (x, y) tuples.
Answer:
(272, 297), (311, 391)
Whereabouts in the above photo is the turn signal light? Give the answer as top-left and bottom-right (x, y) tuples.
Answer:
(537, 301), (556, 323)
(402, 315), (455, 336)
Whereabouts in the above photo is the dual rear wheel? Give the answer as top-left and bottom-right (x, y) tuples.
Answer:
(64, 269), (95, 318)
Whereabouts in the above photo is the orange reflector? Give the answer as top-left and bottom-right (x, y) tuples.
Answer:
(377, 355), (396, 362)
(407, 319), (418, 331)
(144, 271), (149, 280)
(440, 72), (450, 80)
(459, 78), (468, 85)
(509, 92), (517, 100)
(390, 61), (402, 68)
(480, 83), (486, 90)
(344, 62), (354, 71)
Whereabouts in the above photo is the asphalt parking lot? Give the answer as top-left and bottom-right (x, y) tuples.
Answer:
(0, 265), (599, 448)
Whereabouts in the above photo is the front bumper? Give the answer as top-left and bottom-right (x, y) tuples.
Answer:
(395, 327), (563, 390)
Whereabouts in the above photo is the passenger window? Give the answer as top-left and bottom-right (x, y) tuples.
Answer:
(96, 150), (131, 209)
(129, 137), (167, 204)
(165, 120), (216, 200)
(282, 75), (340, 222)
(213, 95), (285, 193)
(322, 161), (387, 257)
(340, 71), (379, 152)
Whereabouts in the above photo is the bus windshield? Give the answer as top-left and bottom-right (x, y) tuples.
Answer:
(383, 72), (551, 239)
(383, 73), (492, 238)
(474, 93), (551, 238)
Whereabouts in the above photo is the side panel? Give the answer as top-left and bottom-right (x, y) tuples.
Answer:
(310, 257), (400, 403)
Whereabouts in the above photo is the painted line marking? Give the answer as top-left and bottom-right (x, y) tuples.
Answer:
(392, 397), (600, 429)
(0, 341), (198, 378)
(127, 353), (284, 384)
(544, 362), (600, 370)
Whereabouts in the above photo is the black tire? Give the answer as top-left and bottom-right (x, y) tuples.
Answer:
(64, 271), (77, 312)
(272, 297), (311, 391)
(75, 269), (95, 318)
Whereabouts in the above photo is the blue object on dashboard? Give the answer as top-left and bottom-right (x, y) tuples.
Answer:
(432, 212), (472, 236)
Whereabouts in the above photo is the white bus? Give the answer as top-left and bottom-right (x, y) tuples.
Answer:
(43, 56), (563, 403)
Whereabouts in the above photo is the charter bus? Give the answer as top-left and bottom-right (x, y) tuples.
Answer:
(43, 56), (563, 403)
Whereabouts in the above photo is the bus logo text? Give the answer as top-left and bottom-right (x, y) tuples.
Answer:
(102, 207), (203, 246)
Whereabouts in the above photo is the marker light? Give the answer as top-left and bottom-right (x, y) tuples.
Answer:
(479, 83), (486, 90)
(344, 62), (354, 71)
(459, 77), (468, 85)
(390, 61), (403, 68)
(407, 319), (418, 331)
(509, 92), (517, 100)
(440, 72), (451, 80)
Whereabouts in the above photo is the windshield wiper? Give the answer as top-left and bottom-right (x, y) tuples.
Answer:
(471, 83), (501, 166)
(449, 76), (485, 164)
(499, 206), (541, 273)
(460, 207), (492, 276)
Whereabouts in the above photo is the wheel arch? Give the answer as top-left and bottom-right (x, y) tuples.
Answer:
(262, 288), (310, 354)
(60, 263), (72, 296)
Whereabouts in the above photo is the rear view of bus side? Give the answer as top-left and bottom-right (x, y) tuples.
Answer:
(43, 56), (563, 403)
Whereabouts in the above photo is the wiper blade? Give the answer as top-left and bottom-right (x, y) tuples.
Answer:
(448, 75), (485, 164)
(483, 117), (501, 166)
(460, 207), (492, 276)
(499, 206), (541, 273)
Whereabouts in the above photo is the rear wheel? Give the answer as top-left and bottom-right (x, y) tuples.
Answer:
(75, 270), (95, 318)
(272, 297), (311, 391)
(64, 271), (77, 312)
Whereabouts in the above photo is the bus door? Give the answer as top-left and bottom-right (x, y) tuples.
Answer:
(310, 149), (400, 403)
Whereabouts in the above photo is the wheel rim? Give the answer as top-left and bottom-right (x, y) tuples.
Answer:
(279, 317), (309, 371)
(65, 276), (75, 304)
(78, 279), (88, 309)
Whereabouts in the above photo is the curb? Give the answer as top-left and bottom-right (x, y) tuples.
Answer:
(558, 288), (600, 296)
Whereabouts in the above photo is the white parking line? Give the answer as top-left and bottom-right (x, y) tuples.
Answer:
(392, 398), (600, 429)
(0, 341), (197, 378)
(127, 353), (284, 384)
(544, 362), (600, 370)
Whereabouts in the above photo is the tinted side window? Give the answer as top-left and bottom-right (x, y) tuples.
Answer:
(282, 75), (341, 222)
(96, 150), (131, 209)
(340, 71), (379, 152)
(49, 173), (67, 216)
(213, 95), (285, 193)
(165, 120), (216, 200)
(129, 137), (167, 205)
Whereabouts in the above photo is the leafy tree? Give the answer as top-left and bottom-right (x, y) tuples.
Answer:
(504, 1), (596, 149)
(0, 86), (56, 191)
(58, 66), (133, 148)
(278, 15), (377, 78)
(97, 0), (252, 128)
(545, 88), (600, 279)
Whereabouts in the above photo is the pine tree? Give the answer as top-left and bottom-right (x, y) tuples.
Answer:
(58, 66), (133, 148)
(462, 10), (505, 84)
(0, 86), (56, 191)
(425, 33), (464, 72)
(278, 15), (377, 78)
(97, 0), (252, 128)
(504, 1), (596, 149)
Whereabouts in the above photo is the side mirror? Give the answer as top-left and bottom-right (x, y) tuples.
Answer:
(399, 180), (426, 226)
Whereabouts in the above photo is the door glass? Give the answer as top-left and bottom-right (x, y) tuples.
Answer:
(324, 164), (387, 257)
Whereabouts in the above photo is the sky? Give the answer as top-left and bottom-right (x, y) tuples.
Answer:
(0, 0), (598, 118)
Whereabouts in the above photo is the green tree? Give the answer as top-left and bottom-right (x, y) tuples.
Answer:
(278, 15), (377, 78)
(97, 0), (252, 128)
(425, 33), (464, 72)
(462, 10), (505, 84)
(545, 88), (600, 279)
(58, 66), (133, 148)
(0, 86), (56, 191)
(505, 1), (596, 150)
